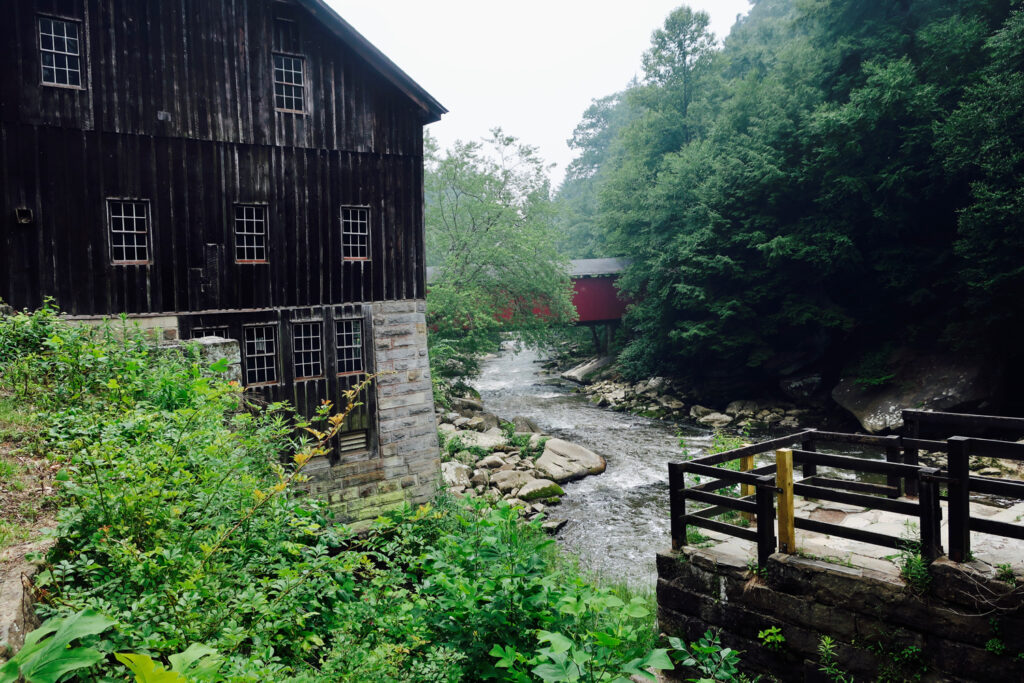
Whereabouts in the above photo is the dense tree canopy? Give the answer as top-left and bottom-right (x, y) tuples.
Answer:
(557, 0), (1024, 398)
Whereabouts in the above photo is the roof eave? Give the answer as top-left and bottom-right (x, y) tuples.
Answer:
(298, 0), (448, 124)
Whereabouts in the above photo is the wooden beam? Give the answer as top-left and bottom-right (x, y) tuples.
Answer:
(776, 448), (795, 554)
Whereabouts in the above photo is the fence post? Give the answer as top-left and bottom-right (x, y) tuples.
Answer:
(918, 467), (943, 563)
(884, 434), (902, 499)
(801, 434), (817, 480)
(947, 436), (971, 563)
(756, 476), (777, 567)
(669, 462), (686, 551)
(776, 448), (795, 553)
(740, 454), (755, 522)
(904, 413), (920, 496)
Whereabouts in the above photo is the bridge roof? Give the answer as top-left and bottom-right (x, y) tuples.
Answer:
(570, 258), (631, 278)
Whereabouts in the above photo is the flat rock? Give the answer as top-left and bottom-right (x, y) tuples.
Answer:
(456, 430), (506, 450)
(535, 438), (606, 483)
(438, 423), (457, 433)
(518, 479), (564, 501)
(697, 412), (733, 428)
(492, 469), (535, 493)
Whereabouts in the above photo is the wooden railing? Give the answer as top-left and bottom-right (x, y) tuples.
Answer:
(669, 410), (1024, 566)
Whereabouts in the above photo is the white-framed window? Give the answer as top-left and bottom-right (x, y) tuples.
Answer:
(244, 325), (278, 385)
(293, 322), (323, 380)
(341, 206), (369, 260)
(234, 204), (268, 263)
(39, 16), (83, 88)
(190, 326), (229, 339)
(273, 53), (305, 113)
(107, 199), (151, 264)
(336, 319), (363, 375)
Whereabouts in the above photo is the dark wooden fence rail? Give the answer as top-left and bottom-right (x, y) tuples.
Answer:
(669, 410), (1024, 567)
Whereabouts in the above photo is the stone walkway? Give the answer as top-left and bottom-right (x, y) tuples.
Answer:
(698, 495), (1024, 577)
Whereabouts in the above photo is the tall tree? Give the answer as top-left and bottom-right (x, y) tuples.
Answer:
(425, 131), (576, 379)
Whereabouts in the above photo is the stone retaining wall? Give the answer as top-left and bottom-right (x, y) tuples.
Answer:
(658, 548), (1024, 681)
(302, 299), (439, 528)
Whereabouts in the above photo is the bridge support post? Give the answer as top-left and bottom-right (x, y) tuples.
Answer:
(918, 467), (943, 562)
(947, 436), (971, 562)
(755, 476), (776, 567)
(775, 448), (795, 554)
(669, 462), (686, 551)
(884, 434), (902, 499)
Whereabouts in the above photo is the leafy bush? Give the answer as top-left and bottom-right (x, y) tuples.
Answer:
(3, 307), (709, 681)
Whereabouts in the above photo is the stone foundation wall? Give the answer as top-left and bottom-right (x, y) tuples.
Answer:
(303, 299), (439, 528)
(658, 548), (1024, 682)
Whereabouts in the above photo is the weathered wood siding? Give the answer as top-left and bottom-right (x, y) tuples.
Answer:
(1, 0), (427, 316)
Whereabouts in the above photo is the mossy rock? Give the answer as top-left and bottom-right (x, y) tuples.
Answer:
(518, 479), (565, 502)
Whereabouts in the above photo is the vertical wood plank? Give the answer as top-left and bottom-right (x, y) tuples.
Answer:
(776, 448), (795, 554)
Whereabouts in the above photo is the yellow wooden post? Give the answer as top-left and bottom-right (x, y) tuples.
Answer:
(740, 454), (755, 522)
(776, 448), (795, 553)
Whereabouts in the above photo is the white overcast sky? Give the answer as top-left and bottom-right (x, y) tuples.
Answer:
(328, 1), (752, 187)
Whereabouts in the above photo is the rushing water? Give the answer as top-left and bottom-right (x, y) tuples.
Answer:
(475, 344), (712, 588)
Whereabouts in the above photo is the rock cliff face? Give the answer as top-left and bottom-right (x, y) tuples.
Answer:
(831, 353), (1000, 433)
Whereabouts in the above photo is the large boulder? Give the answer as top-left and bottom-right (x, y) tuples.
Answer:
(561, 356), (614, 384)
(780, 373), (824, 402)
(831, 353), (1000, 433)
(689, 405), (716, 419)
(440, 462), (472, 489)
(535, 438), (606, 483)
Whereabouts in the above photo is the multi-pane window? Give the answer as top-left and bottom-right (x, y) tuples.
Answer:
(273, 54), (305, 112)
(336, 319), (363, 375)
(39, 16), (82, 87)
(191, 327), (229, 339)
(293, 322), (323, 380)
(341, 207), (369, 260)
(244, 325), (278, 385)
(107, 199), (150, 264)
(234, 204), (268, 263)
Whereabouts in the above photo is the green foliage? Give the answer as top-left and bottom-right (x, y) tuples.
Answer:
(897, 523), (931, 595)
(848, 346), (896, 388)
(425, 131), (577, 381)
(4, 307), (719, 682)
(556, 0), (1024, 393)
(757, 626), (785, 652)
(667, 630), (742, 682)
(0, 609), (114, 683)
(817, 635), (852, 683)
(996, 562), (1017, 585)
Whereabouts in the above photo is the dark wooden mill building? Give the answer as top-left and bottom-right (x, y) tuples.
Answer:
(0, 0), (446, 525)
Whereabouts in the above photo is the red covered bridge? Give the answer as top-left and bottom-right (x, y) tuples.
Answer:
(570, 258), (630, 323)
(425, 258), (630, 349)
(570, 258), (630, 352)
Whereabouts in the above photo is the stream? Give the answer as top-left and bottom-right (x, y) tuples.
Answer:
(475, 344), (712, 588)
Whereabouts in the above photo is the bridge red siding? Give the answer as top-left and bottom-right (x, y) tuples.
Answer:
(573, 275), (629, 323)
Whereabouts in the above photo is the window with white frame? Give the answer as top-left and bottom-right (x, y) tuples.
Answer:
(39, 16), (82, 88)
(234, 204), (268, 263)
(341, 206), (369, 260)
(293, 322), (323, 380)
(107, 199), (150, 264)
(336, 319), (363, 375)
(273, 54), (305, 112)
(244, 325), (278, 385)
